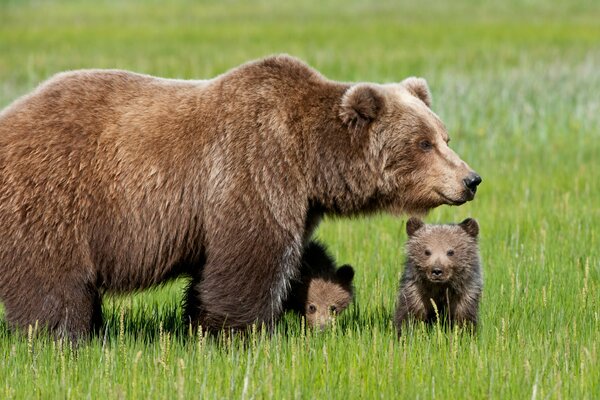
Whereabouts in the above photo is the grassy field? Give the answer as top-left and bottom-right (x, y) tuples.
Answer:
(1, 0), (599, 398)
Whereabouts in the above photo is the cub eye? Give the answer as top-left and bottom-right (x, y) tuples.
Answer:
(419, 140), (433, 151)
(330, 306), (337, 313)
(308, 304), (317, 314)
(424, 250), (432, 256)
(447, 250), (455, 256)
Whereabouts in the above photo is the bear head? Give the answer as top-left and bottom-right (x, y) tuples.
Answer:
(404, 217), (480, 284)
(304, 265), (354, 330)
(339, 78), (481, 216)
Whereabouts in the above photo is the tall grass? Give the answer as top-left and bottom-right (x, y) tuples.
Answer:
(1, 0), (599, 398)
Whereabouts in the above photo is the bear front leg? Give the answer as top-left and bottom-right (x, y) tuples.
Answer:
(451, 292), (480, 331)
(183, 275), (203, 327)
(190, 229), (304, 332)
(394, 301), (410, 335)
(394, 298), (422, 335)
(394, 283), (428, 334)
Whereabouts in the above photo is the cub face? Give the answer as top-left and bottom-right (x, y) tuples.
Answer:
(304, 265), (354, 330)
(405, 217), (479, 284)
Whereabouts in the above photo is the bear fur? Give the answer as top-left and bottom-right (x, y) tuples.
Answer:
(283, 241), (354, 329)
(394, 218), (483, 333)
(0, 55), (480, 339)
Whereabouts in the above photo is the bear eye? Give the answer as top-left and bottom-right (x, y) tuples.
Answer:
(419, 140), (433, 151)
(330, 306), (337, 313)
(424, 249), (432, 256)
(308, 304), (317, 314)
(447, 250), (455, 256)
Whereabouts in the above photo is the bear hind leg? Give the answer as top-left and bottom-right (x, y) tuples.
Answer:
(57, 282), (103, 342)
(4, 280), (102, 342)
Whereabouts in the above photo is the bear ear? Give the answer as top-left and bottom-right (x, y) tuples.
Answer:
(459, 218), (479, 238)
(339, 84), (384, 131)
(401, 77), (432, 108)
(336, 265), (355, 285)
(406, 217), (424, 237)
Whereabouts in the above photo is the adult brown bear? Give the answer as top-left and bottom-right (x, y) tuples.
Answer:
(0, 55), (480, 339)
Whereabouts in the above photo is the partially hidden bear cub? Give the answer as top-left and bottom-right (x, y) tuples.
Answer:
(284, 241), (354, 329)
(394, 217), (482, 333)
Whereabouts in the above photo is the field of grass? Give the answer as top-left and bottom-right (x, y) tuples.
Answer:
(1, 0), (599, 398)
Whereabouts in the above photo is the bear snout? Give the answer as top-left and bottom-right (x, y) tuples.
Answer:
(311, 314), (332, 331)
(427, 265), (450, 282)
(463, 172), (482, 196)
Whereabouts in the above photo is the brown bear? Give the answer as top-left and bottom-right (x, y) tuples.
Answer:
(394, 217), (482, 333)
(283, 241), (354, 330)
(0, 55), (480, 340)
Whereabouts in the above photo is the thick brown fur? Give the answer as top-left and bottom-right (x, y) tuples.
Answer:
(283, 241), (354, 329)
(394, 218), (483, 334)
(0, 55), (480, 339)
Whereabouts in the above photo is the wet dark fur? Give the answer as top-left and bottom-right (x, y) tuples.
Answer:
(395, 218), (482, 333)
(0, 55), (478, 340)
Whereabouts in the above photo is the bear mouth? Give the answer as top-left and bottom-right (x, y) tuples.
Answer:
(428, 275), (449, 283)
(435, 190), (468, 206)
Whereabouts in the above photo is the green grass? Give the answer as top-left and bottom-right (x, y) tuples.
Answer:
(1, 0), (599, 398)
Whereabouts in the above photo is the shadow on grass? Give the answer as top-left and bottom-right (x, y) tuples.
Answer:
(0, 290), (401, 346)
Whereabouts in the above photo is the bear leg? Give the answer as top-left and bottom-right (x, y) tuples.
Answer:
(182, 276), (202, 327)
(56, 282), (103, 341)
(191, 237), (303, 332)
(3, 280), (102, 342)
(451, 294), (479, 331)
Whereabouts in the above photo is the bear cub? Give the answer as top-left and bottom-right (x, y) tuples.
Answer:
(394, 217), (482, 333)
(284, 241), (354, 329)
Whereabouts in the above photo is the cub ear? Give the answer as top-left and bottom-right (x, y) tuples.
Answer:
(335, 265), (355, 285)
(406, 217), (424, 237)
(401, 77), (432, 108)
(339, 84), (383, 131)
(459, 218), (479, 238)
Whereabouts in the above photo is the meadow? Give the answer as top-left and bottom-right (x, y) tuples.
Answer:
(1, 0), (599, 398)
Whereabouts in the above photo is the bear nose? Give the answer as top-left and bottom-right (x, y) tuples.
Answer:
(432, 268), (443, 276)
(463, 173), (482, 192)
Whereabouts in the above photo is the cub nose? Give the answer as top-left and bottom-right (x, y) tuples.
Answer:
(463, 173), (482, 192)
(432, 268), (443, 276)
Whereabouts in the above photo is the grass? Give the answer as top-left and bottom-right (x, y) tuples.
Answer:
(1, 0), (599, 398)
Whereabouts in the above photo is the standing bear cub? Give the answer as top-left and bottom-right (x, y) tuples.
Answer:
(395, 218), (482, 333)
(0, 55), (480, 340)
(284, 241), (354, 330)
